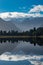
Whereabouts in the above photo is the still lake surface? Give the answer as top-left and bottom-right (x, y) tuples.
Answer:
(0, 38), (43, 65)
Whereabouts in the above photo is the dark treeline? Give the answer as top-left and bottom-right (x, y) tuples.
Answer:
(0, 27), (43, 36)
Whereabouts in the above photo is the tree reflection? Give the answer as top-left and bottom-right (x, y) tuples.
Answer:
(0, 38), (43, 46)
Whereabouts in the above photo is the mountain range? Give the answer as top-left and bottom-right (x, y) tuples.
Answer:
(0, 16), (43, 32)
(9, 17), (43, 31)
(0, 18), (20, 32)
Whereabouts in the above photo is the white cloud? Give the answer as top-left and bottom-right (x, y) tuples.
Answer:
(19, 7), (26, 10)
(0, 12), (29, 21)
(0, 11), (43, 21)
(29, 5), (43, 13)
(0, 5), (43, 21)
(0, 12), (28, 18)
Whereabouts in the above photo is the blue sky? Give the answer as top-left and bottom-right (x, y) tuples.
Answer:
(0, 0), (43, 13)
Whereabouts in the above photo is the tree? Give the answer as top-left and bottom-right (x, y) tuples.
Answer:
(3, 31), (7, 35)
(0, 30), (3, 35)
(33, 27), (36, 36)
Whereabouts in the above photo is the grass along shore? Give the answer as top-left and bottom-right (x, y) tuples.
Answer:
(0, 36), (43, 38)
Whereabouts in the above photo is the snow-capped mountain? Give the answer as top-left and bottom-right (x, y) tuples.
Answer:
(0, 12), (43, 31)
(0, 18), (20, 32)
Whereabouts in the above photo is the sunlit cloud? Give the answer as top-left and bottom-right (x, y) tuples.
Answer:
(29, 5), (43, 13)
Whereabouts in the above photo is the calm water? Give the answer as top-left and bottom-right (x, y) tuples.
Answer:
(0, 38), (43, 65)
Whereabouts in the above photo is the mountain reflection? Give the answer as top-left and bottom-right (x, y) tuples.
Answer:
(0, 38), (43, 46)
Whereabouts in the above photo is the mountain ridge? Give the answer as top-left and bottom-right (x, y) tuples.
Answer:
(0, 18), (20, 32)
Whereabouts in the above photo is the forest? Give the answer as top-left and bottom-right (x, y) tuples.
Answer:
(0, 27), (43, 36)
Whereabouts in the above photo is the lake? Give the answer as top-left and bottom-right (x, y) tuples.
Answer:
(0, 38), (43, 65)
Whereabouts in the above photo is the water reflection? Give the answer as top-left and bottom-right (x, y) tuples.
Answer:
(0, 38), (43, 55)
(0, 38), (43, 46)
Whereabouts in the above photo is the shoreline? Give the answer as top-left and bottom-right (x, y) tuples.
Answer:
(0, 36), (43, 38)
